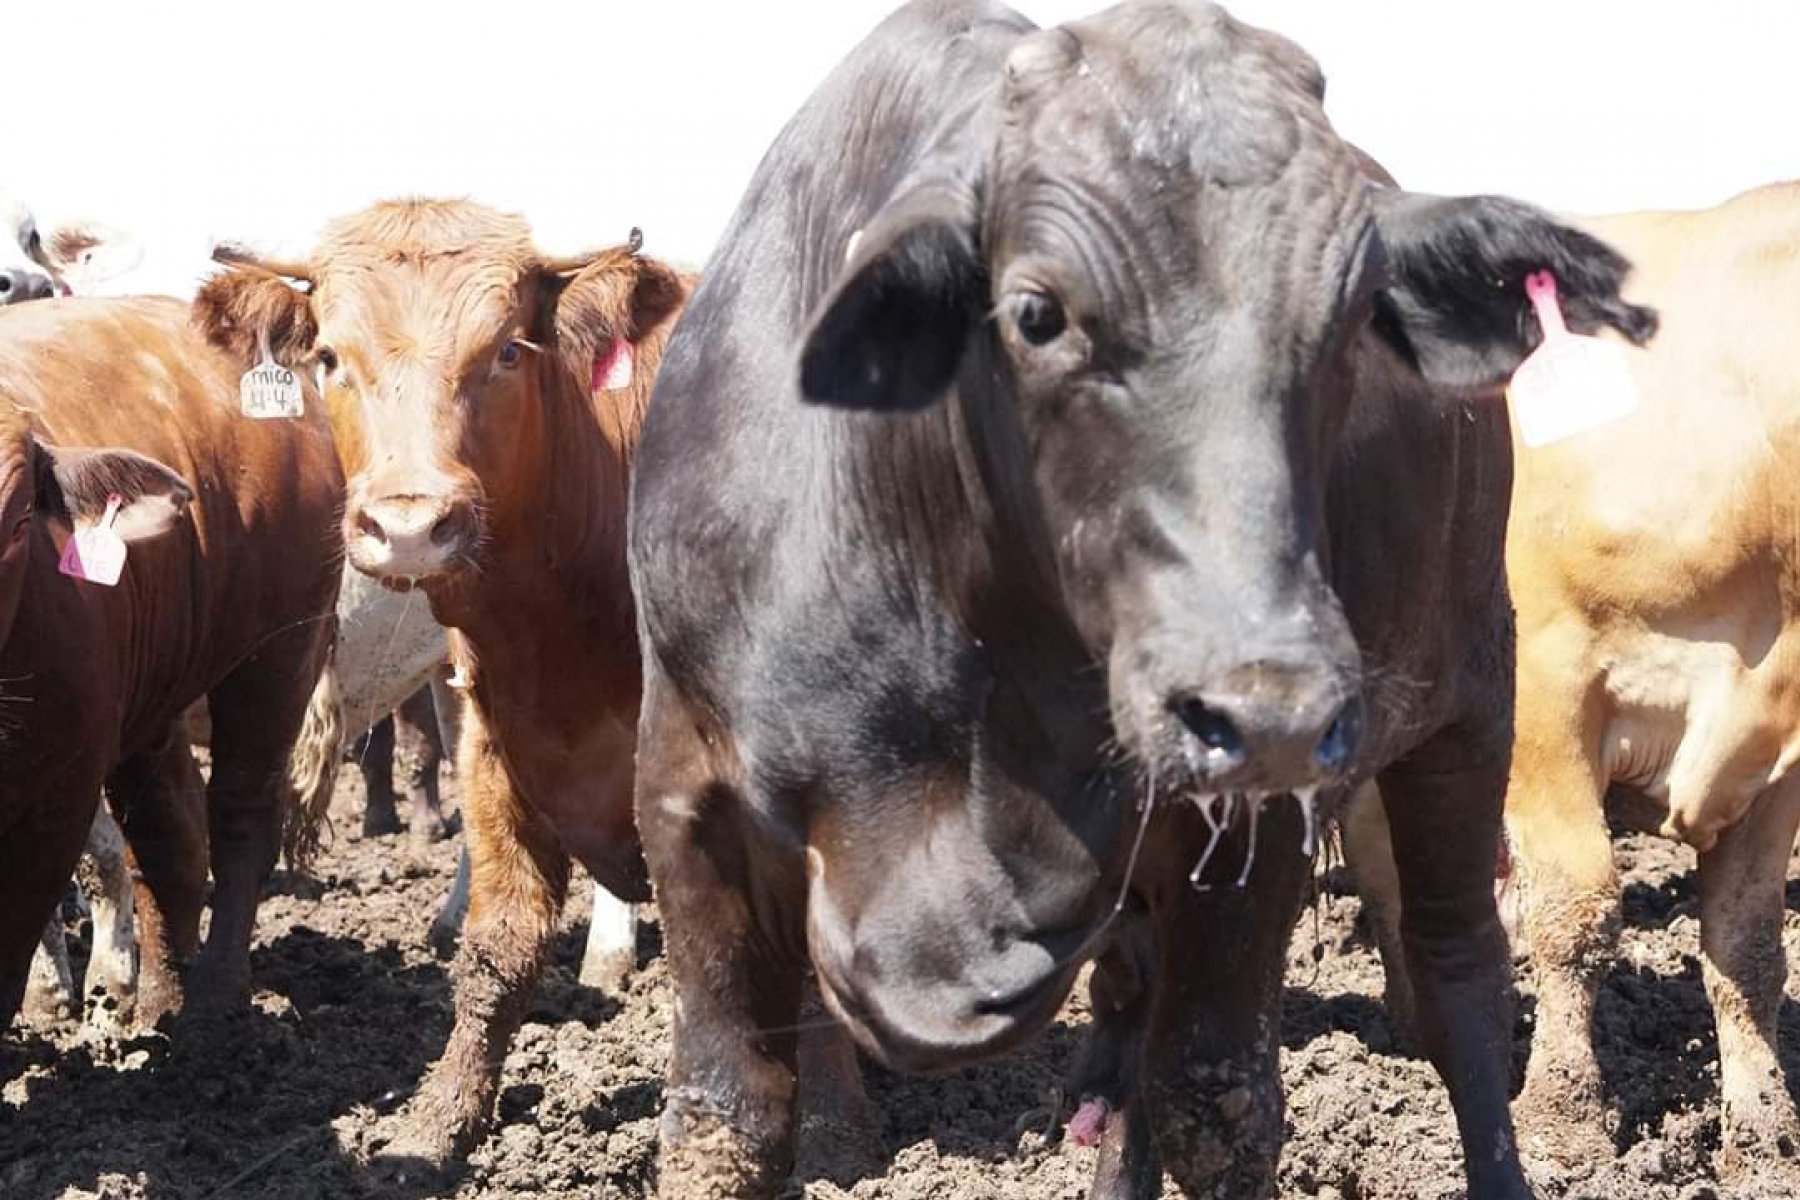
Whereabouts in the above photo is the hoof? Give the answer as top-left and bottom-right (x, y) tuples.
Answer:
(362, 810), (402, 839)
(427, 917), (460, 961)
(1513, 1079), (1616, 1167)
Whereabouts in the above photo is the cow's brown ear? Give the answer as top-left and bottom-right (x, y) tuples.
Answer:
(192, 268), (318, 369)
(550, 254), (688, 373)
(35, 440), (192, 542)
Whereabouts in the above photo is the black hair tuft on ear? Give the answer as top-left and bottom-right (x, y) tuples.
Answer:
(1373, 192), (1658, 388)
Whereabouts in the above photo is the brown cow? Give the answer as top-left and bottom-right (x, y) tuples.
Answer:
(0, 297), (342, 1029)
(1347, 182), (1800, 1187)
(197, 201), (687, 1161)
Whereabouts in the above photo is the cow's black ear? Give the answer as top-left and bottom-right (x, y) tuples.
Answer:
(799, 188), (984, 411)
(1370, 191), (1658, 389)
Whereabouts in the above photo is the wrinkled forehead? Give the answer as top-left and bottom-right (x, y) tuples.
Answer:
(1000, 3), (1361, 224)
(312, 249), (536, 365)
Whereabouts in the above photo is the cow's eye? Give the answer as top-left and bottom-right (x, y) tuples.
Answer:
(316, 346), (340, 374)
(497, 341), (525, 368)
(1014, 291), (1066, 346)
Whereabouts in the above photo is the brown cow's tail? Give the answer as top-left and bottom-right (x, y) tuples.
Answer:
(281, 654), (343, 873)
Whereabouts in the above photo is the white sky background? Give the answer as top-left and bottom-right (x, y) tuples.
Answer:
(9, 0), (1796, 297)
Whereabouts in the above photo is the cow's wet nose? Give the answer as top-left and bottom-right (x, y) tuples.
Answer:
(349, 494), (478, 581)
(0, 268), (55, 304)
(1169, 678), (1359, 788)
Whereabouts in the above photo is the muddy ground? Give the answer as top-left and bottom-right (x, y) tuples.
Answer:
(4, 762), (1797, 1200)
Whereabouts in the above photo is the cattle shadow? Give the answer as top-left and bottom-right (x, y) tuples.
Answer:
(1, 930), (449, 1200)
(1, 915), (638, 1200)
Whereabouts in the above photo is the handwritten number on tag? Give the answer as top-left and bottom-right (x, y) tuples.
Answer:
(240, 328), (305, 419)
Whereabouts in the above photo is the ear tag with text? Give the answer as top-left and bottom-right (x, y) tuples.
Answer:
(592, 339), (634, 392)
(240, 328), (305, 419)
(1505, 270), (1639, 447)
(58, 493), (128, 586)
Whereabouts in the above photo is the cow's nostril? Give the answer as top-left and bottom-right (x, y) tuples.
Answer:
(1171, 696), (1243, 760)
(355, 509), (389, 544)
(1315, 701), (1359, 772)
(429, 506), (472, 548)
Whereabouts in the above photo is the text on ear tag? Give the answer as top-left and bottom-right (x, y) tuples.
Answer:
(1506, 269), (1640, 448)
(58, 492), (128, 586)
(592, 339), (635, 392)
(240, 328), (305, 419)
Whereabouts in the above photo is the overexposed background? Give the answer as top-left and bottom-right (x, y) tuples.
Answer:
(9, 0), (1795, 296)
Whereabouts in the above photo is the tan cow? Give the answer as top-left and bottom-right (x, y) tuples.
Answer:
(1348, 181), (1800, 1185)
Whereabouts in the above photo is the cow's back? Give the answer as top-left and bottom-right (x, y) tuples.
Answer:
(1510, 182), (1800, 841)
(0, 295), (344, 753)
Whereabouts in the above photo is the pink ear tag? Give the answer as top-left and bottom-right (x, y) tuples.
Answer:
(58, 493), (129, 586)
(1505, 270), (1640, 447)
(591, 339), (635, 393)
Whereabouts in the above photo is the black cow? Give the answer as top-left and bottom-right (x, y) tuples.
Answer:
(628, 2), (1657, 1197)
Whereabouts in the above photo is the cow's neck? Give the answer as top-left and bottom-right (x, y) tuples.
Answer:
(422, 355), (657, 723)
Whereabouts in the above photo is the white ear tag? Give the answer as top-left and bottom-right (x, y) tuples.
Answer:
(240, 328), (305, 419)
(1505, 270), (1640, 447)
(58, 493), (128, 586)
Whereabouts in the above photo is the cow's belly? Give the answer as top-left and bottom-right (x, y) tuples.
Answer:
(1600, 627), (1800, 850)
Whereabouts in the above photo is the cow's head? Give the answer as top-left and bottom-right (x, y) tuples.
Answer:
(193, 201), (685, 614)
(802, 1), (1653, 804)
(0, 192), (142, 302)
(0, 404), (191, 643)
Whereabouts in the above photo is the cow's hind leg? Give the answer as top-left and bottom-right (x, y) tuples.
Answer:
(1696, 780), (1800, 1182)
(380, 707), (569, 1166)
(641, 678), (801, 1200)
(357, 714), (402, 838)
(189, 623), (329, 1012)
(75, 803), (137, 1031)
(24, 905), (76, 1025)
(396, 686), (454, 846)
(1380, 734), (1531, 1200)
(429, 847), (470, 959)
(577, 882), (636, 993)
(1339, 782), (1417, 1051)
(109, 728), (208, 1026)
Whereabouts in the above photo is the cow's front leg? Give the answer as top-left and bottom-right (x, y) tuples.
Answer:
(1380, 736), (1531, 1200)
(1696, 779), (1800, 1183)
(1147, 798), (1313, 1200)
(641, 680), (801, 1200)
(383, 708), (568, 1165)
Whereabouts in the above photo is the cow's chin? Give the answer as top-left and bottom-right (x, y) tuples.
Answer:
(344, 540), (474, 596)
(805, 887), (1081, 1075)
